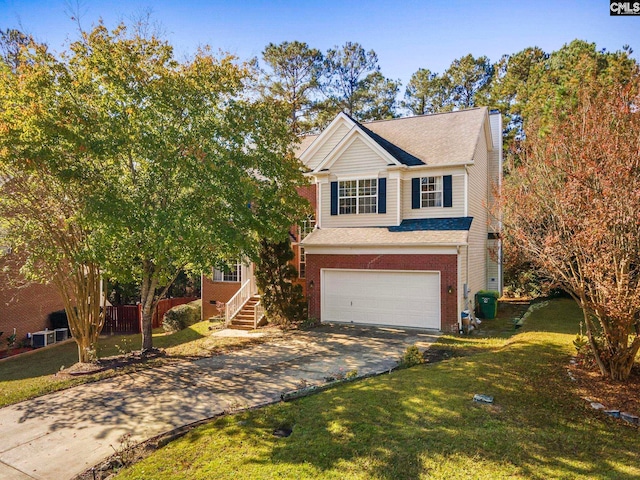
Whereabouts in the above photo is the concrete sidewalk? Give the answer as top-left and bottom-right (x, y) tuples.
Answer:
(0, 325), (438, 480)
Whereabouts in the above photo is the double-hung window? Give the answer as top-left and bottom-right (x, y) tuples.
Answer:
(297, 214), (315, 279)
(213, 262), (242, 282)
(338, 179), (377, 214)
(421, 176), (442, 207)
(299, 247), (307, 279)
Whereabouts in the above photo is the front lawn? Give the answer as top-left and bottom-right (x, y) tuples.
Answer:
(0, 320), (276, 408)
(116, 298), (640, 480)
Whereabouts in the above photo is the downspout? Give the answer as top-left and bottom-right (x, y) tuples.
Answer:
(316, 179), (322, 229)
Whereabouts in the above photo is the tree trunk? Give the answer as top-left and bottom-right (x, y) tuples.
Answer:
(53, 261), (105, 364)
(139, 260), (184, 353)
(141, 302), (154, 352)
(605, 335), (640, 381)
(139, 261), (158, 353)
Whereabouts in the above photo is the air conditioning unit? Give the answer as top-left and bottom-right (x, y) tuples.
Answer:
(54, 328), (69, 342)
(31, 330), (55, 348)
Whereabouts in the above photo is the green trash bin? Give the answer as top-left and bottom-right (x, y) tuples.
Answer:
(475, 291), (499, 319)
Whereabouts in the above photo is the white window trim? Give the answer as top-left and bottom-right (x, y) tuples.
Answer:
(338, 178), (378, 215)
(213, 262), (242, 282)
(421, 176), (443, 208)
(298, 214), (316, 241)
(299, 246), (306, 279)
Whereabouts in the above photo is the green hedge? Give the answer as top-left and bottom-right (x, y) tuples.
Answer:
(162, 300), (202, 333)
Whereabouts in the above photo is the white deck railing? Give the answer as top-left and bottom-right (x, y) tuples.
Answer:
(254, 300), (265, 329)
(225, 276), (258, 326)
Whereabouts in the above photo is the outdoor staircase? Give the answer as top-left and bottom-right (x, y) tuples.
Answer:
(229, 295), (261, 330)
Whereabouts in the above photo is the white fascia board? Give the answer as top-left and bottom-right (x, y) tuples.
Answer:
(299, 113), (355, 164)
(314, 125), (401, 172)
(403, 163), (473, 175)
(400, 166), (467, 182)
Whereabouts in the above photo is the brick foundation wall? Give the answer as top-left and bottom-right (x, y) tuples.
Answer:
(305, 253), (458, 332)
(201, 275), (242, 320)
(0, 256), (65, 349)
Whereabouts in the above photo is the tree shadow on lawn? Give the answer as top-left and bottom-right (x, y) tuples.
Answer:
(215, 338), (639, 479)
(0, 323), (211, 385)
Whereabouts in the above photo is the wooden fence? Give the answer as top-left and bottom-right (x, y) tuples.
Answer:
(103, 297), (198, 334)
(103, 305), (141, 334)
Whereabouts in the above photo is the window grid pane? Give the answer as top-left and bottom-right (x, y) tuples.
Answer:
(215, 262), (241, 282)
(338, 179), (377, 215)
(299, 247), (306, 279)
(421, 176), (443, 207)
(298, 215), (316, 241)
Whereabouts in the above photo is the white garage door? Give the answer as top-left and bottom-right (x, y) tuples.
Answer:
(321, 269), (441, 329)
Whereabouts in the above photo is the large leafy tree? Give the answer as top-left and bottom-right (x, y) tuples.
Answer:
(0, 38), (106, 362)
(490, 41), (636, 169)
(501, 72), (640, 381)
(0, 23), (306, 355)
(318, 42), (399, 125)
(0, 172), (106, 363)
(356, 71), (400, 122)
(403, 54), (492, 116)
(402, 68), (451, 115)
(444, 54), (493, 109)
(258, 41), (323, 134)
(489, 47), (548, 144)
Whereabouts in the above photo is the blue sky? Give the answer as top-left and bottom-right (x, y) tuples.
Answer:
(1, 0), (638, 85)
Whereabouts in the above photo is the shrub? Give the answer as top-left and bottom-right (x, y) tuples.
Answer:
(162, 300), (202, 333)
(188, 299), (202, 321)
(254, 238), (307, 328)
(400, 345), (424, 369)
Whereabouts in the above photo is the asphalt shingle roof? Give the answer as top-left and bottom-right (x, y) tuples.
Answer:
(296, 108), (488, 168)
(360, 108), (487, 166)
(388, 217), (474, 232)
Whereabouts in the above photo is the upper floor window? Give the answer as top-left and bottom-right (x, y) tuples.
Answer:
(213, 262), (242, 282)
(298, 214), (316, 241)
(339, 179), (377, 214)
(421, 176), (442, 207)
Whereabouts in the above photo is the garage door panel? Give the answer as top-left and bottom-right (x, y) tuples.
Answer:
(322, 269), (440, 329)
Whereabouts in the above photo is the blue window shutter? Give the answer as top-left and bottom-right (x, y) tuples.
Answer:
(443, 175), (453, 208)
(411, 178), (420, 209)
(330, 181), (338, 215)
(378, 178), (387, 214)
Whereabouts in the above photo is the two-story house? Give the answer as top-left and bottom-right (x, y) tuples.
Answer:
(201, 107), (502, 332)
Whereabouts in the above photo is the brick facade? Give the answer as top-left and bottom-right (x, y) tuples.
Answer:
(201, 275), (242, 320)
(305, 253), (458, 332)
(296, 183), (317, 211)
(0, 256), (65, 350)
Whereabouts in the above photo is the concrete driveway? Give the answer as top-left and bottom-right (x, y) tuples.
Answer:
(0, 324), (438, 480)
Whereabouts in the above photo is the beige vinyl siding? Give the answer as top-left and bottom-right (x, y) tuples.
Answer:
(466, 130), (489, 304)
(486, 238), (500, 291)
(328, 137), (390, 175)
(320, 174), (398, 228)
(401, 172), (465, 219)
(487, 113), (501, 232)
(305, 123), (351, 170)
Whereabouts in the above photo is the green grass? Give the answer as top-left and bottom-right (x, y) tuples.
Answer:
(0, 320), (271, 408)
(116, 298), (640, 480)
